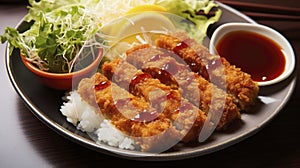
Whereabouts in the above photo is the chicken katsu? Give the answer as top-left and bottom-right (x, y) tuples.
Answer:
(125, 44), (240, 130)
(74, 30), (260, 152)
(155, 32), (259, 111)
(78, 73), (206, 151)
(101, 58), (207, 141)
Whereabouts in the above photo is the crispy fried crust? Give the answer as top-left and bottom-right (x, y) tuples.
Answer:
(75, 31), (260, 151)
(155, 32), (259, 111)
(102, 59), (207, 141)
(78, 73), (202, 151)
(125, 46), (240, 130)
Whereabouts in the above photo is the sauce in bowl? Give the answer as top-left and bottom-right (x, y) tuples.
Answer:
(210, 22), (295, 86)
(215, 30), (286, 82)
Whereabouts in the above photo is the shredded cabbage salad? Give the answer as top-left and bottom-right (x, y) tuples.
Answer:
(0, 0), (221, 73)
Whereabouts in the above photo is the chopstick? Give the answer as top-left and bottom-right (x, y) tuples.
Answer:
(218, 0), (300, 21)
(242, 11), (300, 21)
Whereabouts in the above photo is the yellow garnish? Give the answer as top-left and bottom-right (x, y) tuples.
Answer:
(126, 4), (167, 14)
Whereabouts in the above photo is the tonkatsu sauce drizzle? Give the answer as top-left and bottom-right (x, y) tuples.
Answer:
(149, 53), (168, 62)
(132, 110), (158, 122)
(94, 81), (111, 91)
(129, 73), (152, 93)
(161, 59), (183, 75)
(173, 41), (188, 53)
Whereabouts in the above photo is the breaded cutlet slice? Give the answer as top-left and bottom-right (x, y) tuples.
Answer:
(125, 45), (240, 130)
(155, 32), (259, 111)
(101, 58), (208, 142)
(77, 73), (184, 152)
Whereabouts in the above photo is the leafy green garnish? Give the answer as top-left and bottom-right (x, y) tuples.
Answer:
(0, 0), (101, 73)
(0, 0), (221, 73)
(156, 0), (222, 42)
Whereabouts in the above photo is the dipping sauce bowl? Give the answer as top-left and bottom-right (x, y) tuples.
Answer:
(210, 22), (295, 86)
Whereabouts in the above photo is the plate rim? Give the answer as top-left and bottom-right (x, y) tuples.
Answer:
(5, 2), (297, 161)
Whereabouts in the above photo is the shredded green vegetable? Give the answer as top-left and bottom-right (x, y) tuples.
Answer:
(1, 0), (102, 73)
(0, 0), (221, 73)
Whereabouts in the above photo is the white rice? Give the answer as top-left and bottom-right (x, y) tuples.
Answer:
(96, 120), (135, 149)
(60, 91), (135, 150)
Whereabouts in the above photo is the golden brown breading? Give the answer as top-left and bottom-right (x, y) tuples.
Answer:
(77, 73), (197, 152)
(102, 58), (207, 142)
(125, 46), (240, 130)
(155, 32), (259, 111)
(102, 59), (180, 118)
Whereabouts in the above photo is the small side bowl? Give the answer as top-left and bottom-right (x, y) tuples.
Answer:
(21, 49), (103, 90)
(209, 22), (295, 86)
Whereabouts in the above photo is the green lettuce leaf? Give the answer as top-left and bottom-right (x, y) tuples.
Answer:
(155, 0), (222, 42)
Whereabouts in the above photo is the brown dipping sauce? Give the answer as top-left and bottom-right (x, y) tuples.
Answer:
(215, 30), (286, 82)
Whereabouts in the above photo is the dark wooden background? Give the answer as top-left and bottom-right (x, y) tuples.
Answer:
(0, 0), (299, 167)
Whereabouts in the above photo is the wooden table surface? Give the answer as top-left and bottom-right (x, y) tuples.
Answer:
(0, 0), (299, 167)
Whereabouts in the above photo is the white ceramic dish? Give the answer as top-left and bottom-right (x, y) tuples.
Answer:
(209, 22), (296, 86)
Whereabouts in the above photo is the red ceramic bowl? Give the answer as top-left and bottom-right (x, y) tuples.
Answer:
(21, 49), (103, 90)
